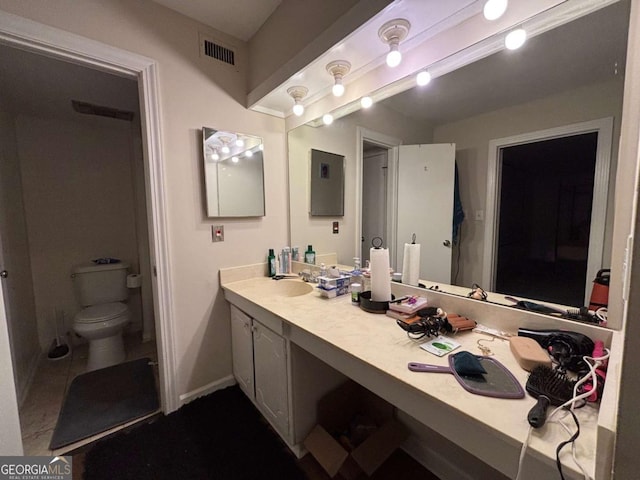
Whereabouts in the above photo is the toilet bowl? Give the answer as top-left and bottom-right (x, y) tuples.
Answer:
(74, 302), (130, 371)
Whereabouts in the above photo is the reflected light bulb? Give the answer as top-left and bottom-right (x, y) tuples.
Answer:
(212, 152), (219, 161)
(231, 156), (239, 163)
(293, 103), (304, 116)
(416, 71), (431, 86)
(332, 82), (345, 97)
(386, 49), (402, 68)
(235, 138), (244, 147)
(258, 144), (264, 151)
(221, 145), (230, 154)
(360, 96), (373, 109)
(245, 150), (253, 158)
(505, 28), (527, 50)
(483, 0), (508, 21)
(322, 113), (334, 125)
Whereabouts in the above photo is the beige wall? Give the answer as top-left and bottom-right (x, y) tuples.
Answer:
(433, 78), (625, 288)
(0, 109), (40, 405)
(15, 114), (143, 349)
(288, 104), (432, 265)
(0, 0), (288, 398)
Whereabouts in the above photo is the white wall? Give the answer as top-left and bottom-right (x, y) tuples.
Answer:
(0, 109), (40, 405)
(433, 78), (625, 288)
(0, 0), (288, 398)
(288, 104), (432, 265)
(15, 114), (143, 349)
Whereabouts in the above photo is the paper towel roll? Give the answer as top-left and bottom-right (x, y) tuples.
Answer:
(370, 247), (391, 302)
(127, 273), (142, 289)
(401, 243), (421, 286)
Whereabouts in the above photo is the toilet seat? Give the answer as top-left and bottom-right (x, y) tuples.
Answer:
(75, 302), (128, 324)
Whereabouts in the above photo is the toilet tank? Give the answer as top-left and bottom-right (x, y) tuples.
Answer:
(73, 262), (130, 306)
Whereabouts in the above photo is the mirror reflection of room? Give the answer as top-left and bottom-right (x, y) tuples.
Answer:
(288, 0), (629, 319)
(203, 127), (265, 217)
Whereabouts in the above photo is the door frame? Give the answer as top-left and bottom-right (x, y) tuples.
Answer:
(0, 12), (178, 420)
(482, 117), (613, 303)
(356, 128), (401, 267)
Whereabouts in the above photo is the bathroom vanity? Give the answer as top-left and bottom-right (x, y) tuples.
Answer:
(221, 265), (619, 480)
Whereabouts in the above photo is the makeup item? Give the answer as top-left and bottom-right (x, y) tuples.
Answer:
(509, 336), (551, 371)
(526, 365), (576, 428)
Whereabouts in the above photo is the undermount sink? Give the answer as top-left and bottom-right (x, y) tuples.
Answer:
(266, 279), (314, 297)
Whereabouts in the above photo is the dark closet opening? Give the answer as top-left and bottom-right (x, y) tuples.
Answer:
(495, 132), (598, 306)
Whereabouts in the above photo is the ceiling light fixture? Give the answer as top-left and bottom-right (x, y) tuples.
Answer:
(360, 96), (373, 109)
(326, 60), (351, 97)
(245, 150), (253, 158)
(287, 86), (309, 116)
(322, 113), (334, 126)
(416, 71), (432, 86)
(483, 0), (508, 21)
(211, 151), (220, 161)
(378, 19), (411, 68)
(505, 28), (527, 50)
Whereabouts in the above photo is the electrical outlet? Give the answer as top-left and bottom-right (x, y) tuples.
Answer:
(212, 225), (224, 242)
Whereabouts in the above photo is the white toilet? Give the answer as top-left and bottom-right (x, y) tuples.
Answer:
(72, 262), (131, 371)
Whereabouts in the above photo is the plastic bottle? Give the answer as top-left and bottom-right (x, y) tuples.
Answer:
(350, 257), (364, 303)
(268, 249), (276, 277)
(319, 263), (327, 278)
(304, 245), (316, 265)
(281, 247), (290, 274)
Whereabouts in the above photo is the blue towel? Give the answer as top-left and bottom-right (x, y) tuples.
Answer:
(452, 162), (465, 245)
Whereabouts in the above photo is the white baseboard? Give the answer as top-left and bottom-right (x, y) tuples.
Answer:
(402, 435), (476, 480)
(178, 375), (236, 406)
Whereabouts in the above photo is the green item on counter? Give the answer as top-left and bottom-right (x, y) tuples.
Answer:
(304, 245), (316, 265)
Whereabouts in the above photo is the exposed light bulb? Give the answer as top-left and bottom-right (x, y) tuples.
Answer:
(245, 150), (253, 158)
(293, 103), (304, 116)
(231, 156), (239, 163)
(322, 113), (334, 126)
(258, 144), (264, 151)
(360, 96), (373, 109)
(505, 28), (527, 50)
(483, 0), (508, 21)
(332, 82), (345, 97)
(235, 138), (244, 147)
(386, 45), (402, 68)
(416, 71), (431, 86)
(212, 152), (220, 161)
(221, 145), (230, 154)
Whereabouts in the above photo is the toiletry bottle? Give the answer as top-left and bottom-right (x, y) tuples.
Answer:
(350, 257), (364, 303)
(304, 245), (316, 265)
(268, 249), (276, 277)
(319, 263), (327, 278)
(292, 246), (300, 262)
(280, 248), (289, 274)
(284, 247), (291, 273)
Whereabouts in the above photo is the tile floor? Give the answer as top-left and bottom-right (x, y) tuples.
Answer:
(20, 330), (159, 456)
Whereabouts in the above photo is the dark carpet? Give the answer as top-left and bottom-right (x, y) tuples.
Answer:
(50, 357), (158, 450)
(82, 385), (306, 480)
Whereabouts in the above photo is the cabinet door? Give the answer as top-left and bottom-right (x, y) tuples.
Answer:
(253, 321), (289, 437)
(230, 305), (255, 397)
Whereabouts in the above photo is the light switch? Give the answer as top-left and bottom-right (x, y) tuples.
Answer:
(333, 221), (339, 234)
(212, 225), (224, 242)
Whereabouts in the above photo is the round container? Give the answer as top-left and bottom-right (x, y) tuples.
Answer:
(392, 272), (402, 282)
(359, 291), (394, 314)
(351, 283), (362, 304)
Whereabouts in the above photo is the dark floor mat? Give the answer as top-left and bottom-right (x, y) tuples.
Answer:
(50, 357), (158, 450)
(82, 385), (306, 480)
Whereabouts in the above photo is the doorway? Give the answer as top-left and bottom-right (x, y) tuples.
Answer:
(483, 118), (613, 305)
(0, 13), (175, 455)
(496, 133), (598, 306)
(362, 143), (389, 266)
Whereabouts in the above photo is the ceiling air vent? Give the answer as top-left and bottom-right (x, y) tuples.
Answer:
(201, 34), (236, 66)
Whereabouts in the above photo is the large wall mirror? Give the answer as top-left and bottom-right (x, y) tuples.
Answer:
(203, 127), (265, 217)
(287, 0), (630, 323)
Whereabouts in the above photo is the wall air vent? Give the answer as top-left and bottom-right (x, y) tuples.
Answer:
(71, 100), (134, 121)
(201, 34), (236, 66)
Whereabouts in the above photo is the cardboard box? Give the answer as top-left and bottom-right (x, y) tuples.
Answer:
(303, 381), (408, 479)
(318, 275), (351, 298)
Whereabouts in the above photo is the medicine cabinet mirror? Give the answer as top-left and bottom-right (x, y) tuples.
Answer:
(310, 149), (345, 216)
(287, 0), (630, 324)
(202, 127), (265, 217)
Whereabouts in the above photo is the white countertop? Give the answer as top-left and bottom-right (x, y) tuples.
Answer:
(222, 274), (603, 479)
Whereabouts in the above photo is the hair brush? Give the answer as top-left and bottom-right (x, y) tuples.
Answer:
(526, 365), (576, 428)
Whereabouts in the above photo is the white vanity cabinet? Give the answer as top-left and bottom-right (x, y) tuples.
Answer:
(230, 304), (290, 440)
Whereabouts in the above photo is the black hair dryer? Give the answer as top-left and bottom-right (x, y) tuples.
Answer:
(518, 328), (595, 373)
